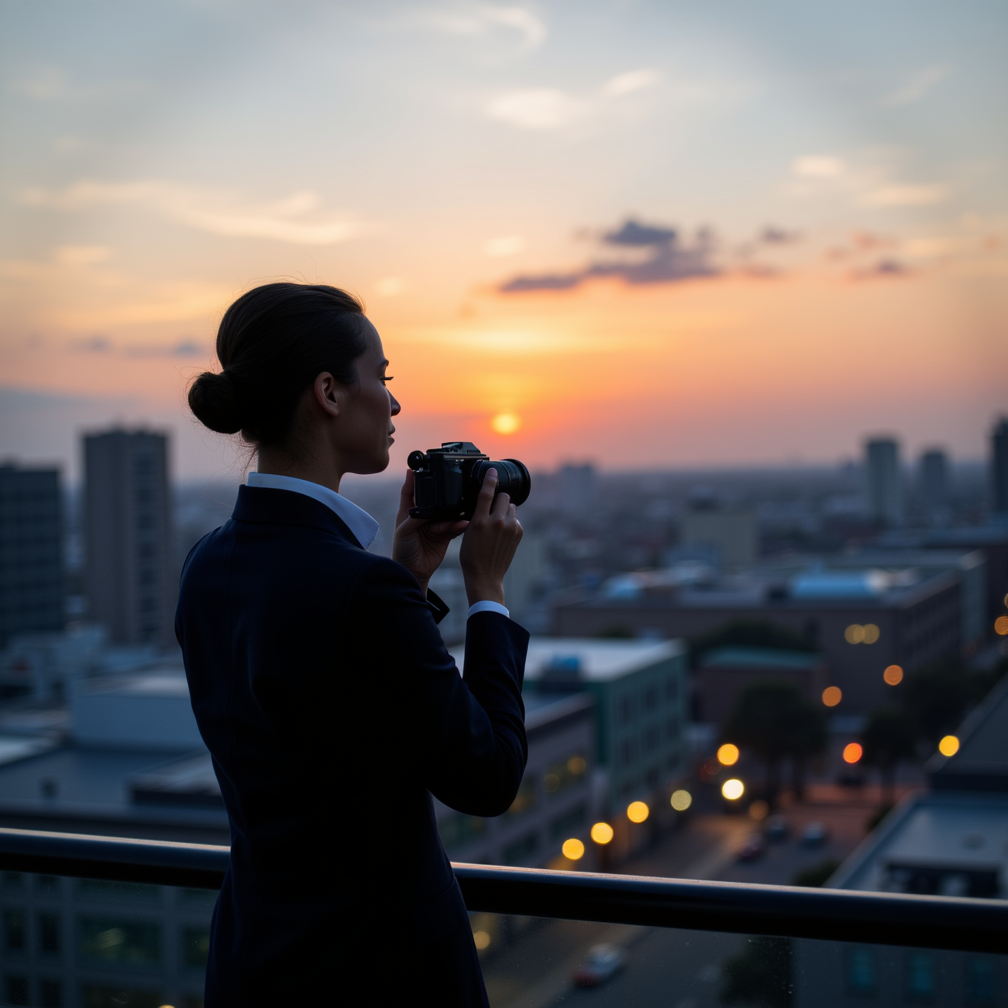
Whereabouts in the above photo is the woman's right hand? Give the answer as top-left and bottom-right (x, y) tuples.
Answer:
(459, 469), (523, 607)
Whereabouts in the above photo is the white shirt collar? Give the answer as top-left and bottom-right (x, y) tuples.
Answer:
(245, 472), (380, 550)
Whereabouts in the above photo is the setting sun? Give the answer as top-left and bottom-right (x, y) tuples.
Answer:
(490, 413), (521, 436)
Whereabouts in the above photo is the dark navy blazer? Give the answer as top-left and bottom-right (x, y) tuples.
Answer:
(175, 485), (529, 1006)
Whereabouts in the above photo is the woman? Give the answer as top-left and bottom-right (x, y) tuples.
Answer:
(176, 282), (528, 1007)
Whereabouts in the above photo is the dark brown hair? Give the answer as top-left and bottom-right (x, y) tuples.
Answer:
(188, 283), (367, 449)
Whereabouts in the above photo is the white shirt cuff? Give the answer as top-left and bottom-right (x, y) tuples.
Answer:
(467, 600), (510, 619)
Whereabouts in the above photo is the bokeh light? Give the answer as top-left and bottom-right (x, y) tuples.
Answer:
(562, 838), (585, 860)
(844, 624), (865, 644)
(883, 665), (904, 685)
(722, 779), (745, 800)
(472, 930), (491, 951)
(568, 755), (587, 775)
(717, 743), (740, 766)
(627, 800), (650, 823)
(938, 735), (960, 757)
(822, 686), (842, 707)
(861, 624), (880, 644)
(843, 742), (863, 764)
(995, 615), (1008, 636)
(490, 412), (521, 435)
(670, 789), (692, 812)
(748, 800), (769, 821)
(590, 822), (614, 845)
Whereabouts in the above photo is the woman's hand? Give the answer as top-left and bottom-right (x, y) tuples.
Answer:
(459, 469), (523, 607)
(392, 469), (468, 595)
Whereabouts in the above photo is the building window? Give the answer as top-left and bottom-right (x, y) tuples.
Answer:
(78, 918), (161, 965)
(643, 726), (659, 753)
(643, 686), (658, 711)
(4, 976), (29, 1006)
(619, 738), (635, 767)
(182, 926), (210, 969)
(844, 946), (877, 997)
(3, 909), (26, 951)
(38, 912), (60, 954)
(665, 677), (678, 702)
(39, 979), (62, 1008)
(904, 950), (936, 1002)
(966, 956), (996, 1006)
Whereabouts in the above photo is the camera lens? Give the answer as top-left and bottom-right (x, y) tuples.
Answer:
(472, 458), (531, 507)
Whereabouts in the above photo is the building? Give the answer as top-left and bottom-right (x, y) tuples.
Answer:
(992, 417), (1008, 516)
(695, 646), (827, 727)
(679, 504), (757, 568)
(917, 448), (949, 517)
(83, 430), (172, 648)
(552, 557), (971, 715)
(432, 690), (595, 870)
(793, 677), (1008, 1006)
(865, 437), (903, 527)
(559, 463), (595, 515)
(0, 464), (64, 649)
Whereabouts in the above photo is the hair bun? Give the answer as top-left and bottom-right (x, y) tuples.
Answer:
(188, 370), (244, 434)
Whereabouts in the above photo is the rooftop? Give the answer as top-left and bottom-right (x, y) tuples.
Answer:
(699, 646), (824, 671)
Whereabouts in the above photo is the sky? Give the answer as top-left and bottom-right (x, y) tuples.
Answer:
(1, 0), (1006, 483)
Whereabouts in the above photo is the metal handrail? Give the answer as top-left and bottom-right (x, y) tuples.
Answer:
(0, 827), (1004, 954)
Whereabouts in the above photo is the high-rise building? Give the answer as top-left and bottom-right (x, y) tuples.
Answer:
(917, 448), (949, 515)
(84, 429), (172, 647)
(991, 417), (1008, 516)
(0, 464), (64, 647)
(559, 463), (595, 515)
(865, 437), (903, 526)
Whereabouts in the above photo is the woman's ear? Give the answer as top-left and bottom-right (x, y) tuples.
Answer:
(312, 372), (341, 418)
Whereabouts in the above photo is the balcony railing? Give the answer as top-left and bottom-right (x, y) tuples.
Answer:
(1, 827), (1004, 954)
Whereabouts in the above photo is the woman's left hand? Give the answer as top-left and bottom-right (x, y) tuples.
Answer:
(392, 470), (468, 594)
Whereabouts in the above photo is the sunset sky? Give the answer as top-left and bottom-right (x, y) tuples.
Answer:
(2, 1), (1006, 482)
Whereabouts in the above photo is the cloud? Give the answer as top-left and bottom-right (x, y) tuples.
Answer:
(758, 226), (801, 245)
(884, 65), (950, 108)
(412, 3), (546, 50)
(71, 335), (206, 357)
(499, 218), (720, 293)
(486, 67), (660, 131)
(851, 259), (911, 280)
(484, 235), (526, 256)
(790, 153), (948, 209)
(20, 181), (360, 245)
(11, 63), (146, 103)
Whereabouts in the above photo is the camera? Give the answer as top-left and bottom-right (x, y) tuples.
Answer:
(407, 442), (531, 520)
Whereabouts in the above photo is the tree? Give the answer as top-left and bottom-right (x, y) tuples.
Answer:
(861, 707), (918, 805)
(724, 680), (826, 808)
(720, 936), (792, 1008)
(689, 619), (817, 668)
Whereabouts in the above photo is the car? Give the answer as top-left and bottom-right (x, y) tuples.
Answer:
(764, 814), (789, 842)
(801, 821), (829, 847)
(736, 835), (766, 862)
(572, 943), (627, 987)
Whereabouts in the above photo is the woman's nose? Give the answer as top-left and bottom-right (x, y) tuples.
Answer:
(390, 393), (401, 416)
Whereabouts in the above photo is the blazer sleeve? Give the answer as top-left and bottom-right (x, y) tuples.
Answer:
(347, 555), (529, 817)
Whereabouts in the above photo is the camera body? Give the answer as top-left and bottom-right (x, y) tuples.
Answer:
(407, 442), (531, 520)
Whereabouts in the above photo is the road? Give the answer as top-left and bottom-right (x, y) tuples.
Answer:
(481, 782), (918, 1008)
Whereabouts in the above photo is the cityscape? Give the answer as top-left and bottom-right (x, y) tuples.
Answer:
(1, 2), (1007, 1007)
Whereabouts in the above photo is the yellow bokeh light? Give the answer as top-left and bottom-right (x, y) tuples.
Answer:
(995, 615), (1008, 636)
(568, 755), (587, 775)
(862, 623), (880, 644)
(627, 800), (650, 823)
(843, 742), (863, 764)
(722, 778), (745, 800)
(473, 930), (491, 951)
(562, 837), (585, 860)
(938, 735), (960, 757)
(490, 412), (521, 435)
(883, 664), (904, 686)
(590, 821), (614, 845)
(822, 686), (842, 707)
(670, 789), (692, 812)
(717, 743), (740, 766)
(844, 624), (865, 644)
(748, 799), (769, 821)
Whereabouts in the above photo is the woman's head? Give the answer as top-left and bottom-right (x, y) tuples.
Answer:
(189, 282), (399, 474)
